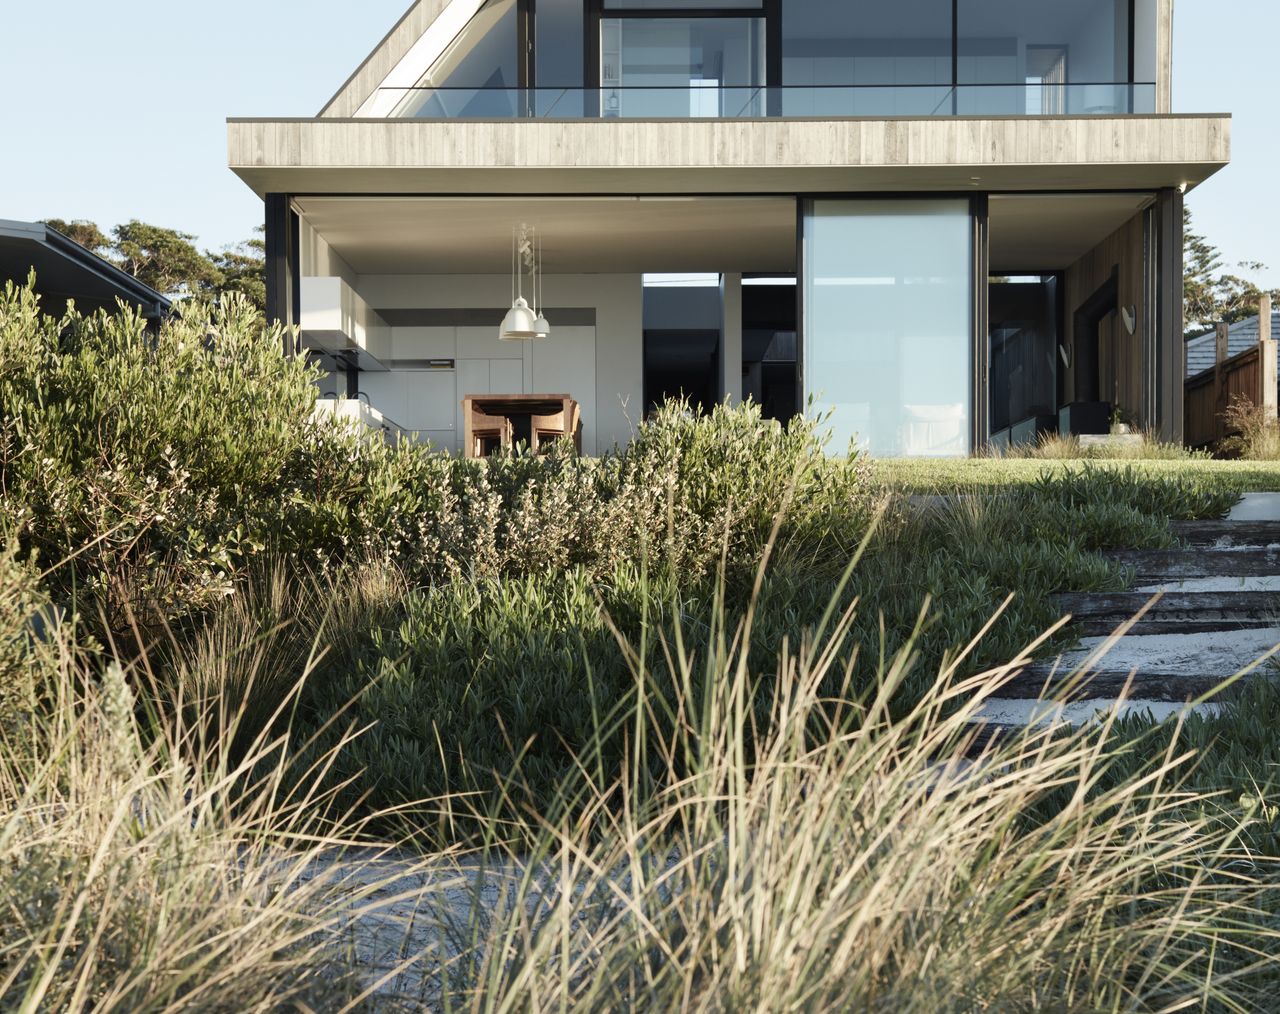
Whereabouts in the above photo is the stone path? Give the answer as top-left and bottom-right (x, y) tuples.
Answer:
(976, 493), (1280, 729)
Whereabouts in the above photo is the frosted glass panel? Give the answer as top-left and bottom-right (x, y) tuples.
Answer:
(804, 200), (972, 457)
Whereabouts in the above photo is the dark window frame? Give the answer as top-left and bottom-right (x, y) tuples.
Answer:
(537, 1), (1141, 110)
(584, 0), (781, 91)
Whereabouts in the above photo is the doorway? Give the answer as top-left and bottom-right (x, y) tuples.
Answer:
(643, 278), (721, 415)
(988, 274), (1060, 445)
(742, 277), (798, 422)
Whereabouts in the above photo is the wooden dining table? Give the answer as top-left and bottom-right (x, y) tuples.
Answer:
(462, 393), (581, 457)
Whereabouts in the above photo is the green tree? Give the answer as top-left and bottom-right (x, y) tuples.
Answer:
(1184, 207), (1279, 337)
(40, 216), (265, 309)
(112, 220), (221, 298)
(41, 219), (111, 256)
(208, 233), (266, 312)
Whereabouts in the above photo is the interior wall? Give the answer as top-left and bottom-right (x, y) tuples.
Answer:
(353, 272), (644, 453)
(1062, 209), (1148, 424)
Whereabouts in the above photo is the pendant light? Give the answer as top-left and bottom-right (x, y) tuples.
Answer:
(500, 225), (550, 341)
(532, 231), (551, 339)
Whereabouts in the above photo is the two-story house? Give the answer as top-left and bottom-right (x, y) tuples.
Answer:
(228, 0), (1228, 456)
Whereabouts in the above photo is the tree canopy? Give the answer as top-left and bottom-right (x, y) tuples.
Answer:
(1184, 207), (1278, 338)
(40, 217), (265, 311)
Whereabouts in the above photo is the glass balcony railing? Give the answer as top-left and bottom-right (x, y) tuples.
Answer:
(380, 83), (1157, 120)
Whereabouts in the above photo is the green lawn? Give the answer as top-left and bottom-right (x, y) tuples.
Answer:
(869, 456), (1280, 494)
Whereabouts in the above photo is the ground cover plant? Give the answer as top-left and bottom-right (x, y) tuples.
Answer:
(6, 280), (1280, 1006)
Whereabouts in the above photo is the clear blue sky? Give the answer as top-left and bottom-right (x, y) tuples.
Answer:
(0, 1), (1274, 283)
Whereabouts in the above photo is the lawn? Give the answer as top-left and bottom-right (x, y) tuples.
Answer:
(871, 455), (1280, 494)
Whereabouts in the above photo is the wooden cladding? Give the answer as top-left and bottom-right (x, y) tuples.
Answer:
(1184, 300), (1278, 448)
(1062, 208), (1149, 425)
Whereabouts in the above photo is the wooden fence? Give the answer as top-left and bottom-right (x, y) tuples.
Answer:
(1184, 296), (1277, 448)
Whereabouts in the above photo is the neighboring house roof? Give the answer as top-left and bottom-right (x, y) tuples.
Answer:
(1185, 310), (1280, 379)
(0, 219), (171, 318)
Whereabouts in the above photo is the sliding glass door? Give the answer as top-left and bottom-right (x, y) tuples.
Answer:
(802, 200), (974, 457)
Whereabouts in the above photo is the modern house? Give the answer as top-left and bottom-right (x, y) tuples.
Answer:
(228, 0), (1229, 456)
(0, 219), (171, 323)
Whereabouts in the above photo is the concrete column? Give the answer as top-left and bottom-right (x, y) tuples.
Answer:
(720, 272), (743, 405)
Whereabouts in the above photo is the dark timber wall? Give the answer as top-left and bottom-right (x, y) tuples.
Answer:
(1062, 209), (1149, 428)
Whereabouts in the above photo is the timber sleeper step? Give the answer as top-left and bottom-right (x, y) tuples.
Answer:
(994, 665), (1266, 703)
(1104, 548), (1280, 580)
(1169, 520), (1280, 550)
(1054, 590), (1277, 619)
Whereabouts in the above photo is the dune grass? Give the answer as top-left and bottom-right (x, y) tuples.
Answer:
(6, 556), (1280, 1010)
(6, 285), (1280, 1008)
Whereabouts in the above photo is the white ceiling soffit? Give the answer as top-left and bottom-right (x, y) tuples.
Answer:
(293, 196), (798, 275)
(988, 193), (1155, 272)
(355, 0), (487, 117)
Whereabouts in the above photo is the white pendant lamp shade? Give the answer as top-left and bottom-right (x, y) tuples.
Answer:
(499, 297), (538, 341)
(501, 225), (552, 341)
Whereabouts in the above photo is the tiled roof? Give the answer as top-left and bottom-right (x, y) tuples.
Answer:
(1185, 311), (1280, 378)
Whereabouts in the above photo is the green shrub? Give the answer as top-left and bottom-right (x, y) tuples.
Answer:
(331, 399), (876, 590)
(0, 544), (50, 748)
(0, 280), (335, 633)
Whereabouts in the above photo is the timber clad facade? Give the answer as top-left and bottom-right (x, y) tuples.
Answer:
(230, 0), (1229, 456)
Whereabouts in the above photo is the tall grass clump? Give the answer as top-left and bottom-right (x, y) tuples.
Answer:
(1222, 395), (1280, 460)
(4, 528), (1280, 1008)
(0, 567), (456, 1012)
(410, 582), (1280, 1011)
(991, 430), (1208, 460)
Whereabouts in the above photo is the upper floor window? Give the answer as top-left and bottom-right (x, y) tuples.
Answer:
(382, 0), (1156, 119)
(957, 0), (1134, 115)
(603, 0), (762, 7)
(601, 14), (767, 117)
(782, 0), (954, 116)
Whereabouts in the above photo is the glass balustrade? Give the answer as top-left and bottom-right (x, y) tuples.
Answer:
(382, 83), (1157, 119)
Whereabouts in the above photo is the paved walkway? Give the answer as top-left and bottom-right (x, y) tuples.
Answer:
(976, 493), (1280, 728)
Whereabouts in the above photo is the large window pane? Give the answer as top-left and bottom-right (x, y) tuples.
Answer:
(804, 200), (972, 457)
(537, 0), (585, 88)
(602, 17), (766, 117)
(604, 0), (761, 7)
(958, 0), (1131, 115)
(782, 0), (953, 116)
